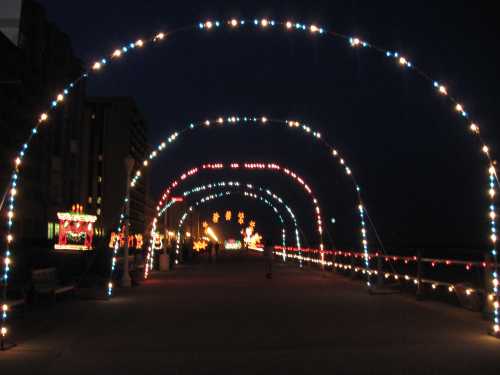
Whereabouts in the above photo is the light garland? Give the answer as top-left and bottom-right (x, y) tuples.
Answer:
(155, 190), (288, 277)
(2, 17), (498, 339)
(155, 162), (326, 250)
(173, 180), (303, 248)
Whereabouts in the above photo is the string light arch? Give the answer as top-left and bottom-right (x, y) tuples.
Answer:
(145, 180), (306, 277)
(1, 17), (498, 339)
(170, 191), (288, 273)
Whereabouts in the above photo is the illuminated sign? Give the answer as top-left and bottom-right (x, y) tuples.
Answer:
(108, 232), (144, 250)
(54, 211), (97, 251)
(171, 197), (184, 202)
(224, 239), (242, 250)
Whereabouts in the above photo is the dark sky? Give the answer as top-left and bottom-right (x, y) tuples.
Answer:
(37, 0), (500, 252)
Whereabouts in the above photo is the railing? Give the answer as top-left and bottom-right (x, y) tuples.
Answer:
(273, 246), (496, 315)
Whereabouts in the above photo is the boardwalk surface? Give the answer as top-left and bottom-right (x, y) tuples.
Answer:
(1, 252), (499, 374)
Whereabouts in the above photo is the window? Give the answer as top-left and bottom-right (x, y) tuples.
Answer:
(47, 222), (54, 240)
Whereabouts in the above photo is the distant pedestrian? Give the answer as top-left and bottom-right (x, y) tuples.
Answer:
(263, 239), (273, 278)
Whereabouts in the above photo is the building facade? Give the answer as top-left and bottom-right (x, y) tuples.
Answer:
(82, 97), (151, 237)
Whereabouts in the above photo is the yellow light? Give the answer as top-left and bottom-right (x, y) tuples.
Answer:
(470, 123), (479, 133)
(10, 188), (16, 196)
(112, 49), (122, 57)
(15, 157), (21, 166)
(206, 226), (218, 242)
(482, 145), (489, 154)
(465, 288), (472, 296)
(143, 160), (148, 167)
(261, 19), (268, 27)
(39, 113), (48, 122)
(1, 327), (7, 336)
(438, 85), (447, 95)
(135, 39), (144, 47)
(399, 57), (407, 65)
(490, 211), (496, 220)
(286, 21), (293, 29)
(57, 94), (64, 102)
(489, 294), (495, 302)
(230, 19), (238, 27)
(490, 166), (496, 175)
(155, 32), (165, 40)
(206, 21), (213, 29)
(4, 257), (10, 265)
(489, 189), (496, 198)
(261, 116), (268, 123)
(92, 62), (101, 70)
(494, 301), (499, 309)
(108, 282), (113, 289)
(448, 285), (454, 292)
(494, 324), (500, 333)
(491, 234), (497, 242)
(186, 232), (191, 238)
(1, 304), (7, 312)
(455, 103), (463, 112)
(310, 25), (318, 33)
(7, 211), (13, 219)
(431, 284), (437, 289)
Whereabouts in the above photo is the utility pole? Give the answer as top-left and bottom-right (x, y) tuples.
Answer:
(120, 156), (135, 287)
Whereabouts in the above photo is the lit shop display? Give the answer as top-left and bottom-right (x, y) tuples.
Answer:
(54, 211), (97, 251)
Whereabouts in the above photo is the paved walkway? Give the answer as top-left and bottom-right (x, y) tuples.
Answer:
(1, 252), (499, 374)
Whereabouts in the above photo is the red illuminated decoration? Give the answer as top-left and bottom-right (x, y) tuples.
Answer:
(54, 207), (97, 251)
(108, 232), (144, 250)
(171, 196), (184, 202)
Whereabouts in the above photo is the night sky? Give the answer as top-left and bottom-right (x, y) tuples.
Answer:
(37, 1), (500, 252)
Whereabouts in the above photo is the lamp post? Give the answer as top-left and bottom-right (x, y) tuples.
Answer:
(121, 156), (135, 287)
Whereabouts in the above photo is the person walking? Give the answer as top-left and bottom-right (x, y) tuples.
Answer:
(264, 239), (273, 278)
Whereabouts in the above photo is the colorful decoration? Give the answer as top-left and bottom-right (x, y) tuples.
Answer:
(212, 212), (220, 223)
(108, 232), (144, 250)
(54, 211), (97, 251)
(224, 239), (242, 250)
(225, 210), (232, 221)
(238, 211), (245, 225)
(3, 17), (499, 340)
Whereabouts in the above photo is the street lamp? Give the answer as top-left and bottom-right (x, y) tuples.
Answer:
(121, 156), (135, 287)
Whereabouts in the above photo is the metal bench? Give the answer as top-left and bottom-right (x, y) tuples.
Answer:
(32, 267), (75, 303)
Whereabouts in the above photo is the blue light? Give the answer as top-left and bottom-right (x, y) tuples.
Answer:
(52, 101), (57, 107)
(32, 128), (37, 134)
(215, 21), (220, 27)
(386, 51), (392, 57)
(130, 43), (135, 48)
(70, 83), (74, 88)
(64, 89), (68, 94)
(241, 20), (245, 25)
(122, 47), (128, 52)
(433, 81), (439, 87)
(198, 22), (204, 29)
(101, 58), (107, 64)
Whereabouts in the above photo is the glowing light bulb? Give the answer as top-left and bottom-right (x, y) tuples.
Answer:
(490, 189), (496, 198)
(230, 19), (238, 27)
(432, 284), (437, 289)
(455, 104), (463, 112)
(135, 39), (144, 47)
(261, 19), (268, 27)
(494, 324), (500, 333)
(448, 286), (454, 292)
(490, 211), (496, 220)
(399, 57), (407, 65)
(286, 21), (293, 29)
(39, 113), (48, 122)
(261, 116), (268, 123)
(483, 145), (489, 154)
(438, 85), (447, 95)
(10, 188), (16, 196)
(108, 282), (113, 289)
(470, 123), (479, 133)
(310, 25), (318, 33)
(112, 49), (122, 57)
(155, 32), (165, 40)
(92, 62), (101, 70)
(206, 21), (213, 29)
(2, 304), (7, 312)
(7, 211), (13, 219)
(56, 94), (64, 102)
(466, 289), (472, 296)
(1, 327), (7, 336)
